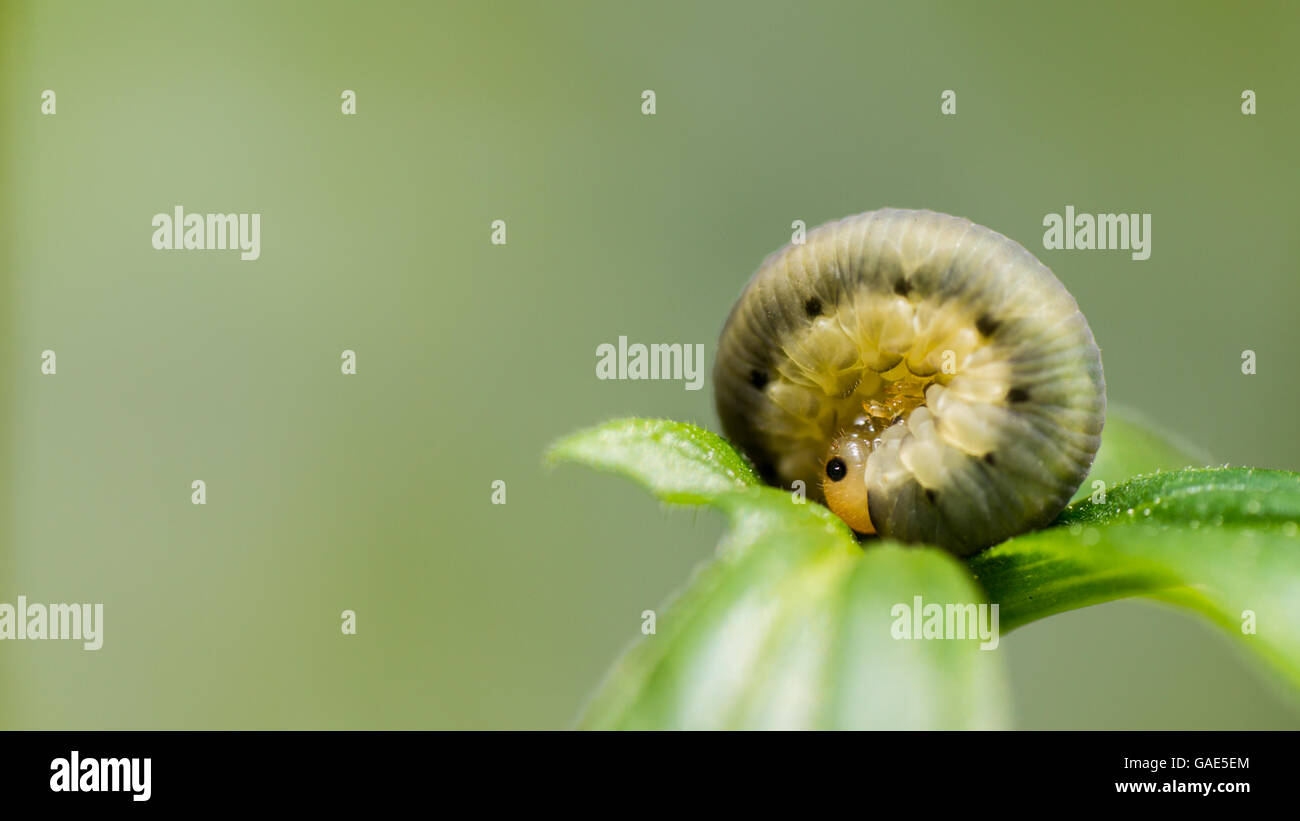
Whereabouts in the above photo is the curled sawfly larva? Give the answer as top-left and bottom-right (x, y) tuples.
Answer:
(714, 208), (1105, 556)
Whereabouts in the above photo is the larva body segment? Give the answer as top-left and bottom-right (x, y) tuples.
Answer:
(714, 209), (1105, 556)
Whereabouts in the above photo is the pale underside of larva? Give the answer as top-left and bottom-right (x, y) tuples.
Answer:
(714, 208), (1105, 556)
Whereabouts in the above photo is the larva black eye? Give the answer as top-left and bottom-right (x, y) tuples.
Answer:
(714, 208), (1105, 557)
(825, 457), (847, 482)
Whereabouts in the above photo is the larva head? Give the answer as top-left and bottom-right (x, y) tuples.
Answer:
(822, 430), (875, 535)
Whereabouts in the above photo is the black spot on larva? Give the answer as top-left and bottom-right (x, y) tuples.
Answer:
(983, 452), (996, 465)
(893, 279), (912, 297)
(975, 314), (1000, 337)
(803, 297), (823, 318)
(1007, 387), (1030, 403)
(826, 457), (847, 482)
(925, 488), (938, 503)
(749, 369), (769, 390)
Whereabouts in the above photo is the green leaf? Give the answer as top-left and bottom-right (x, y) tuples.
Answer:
(547, 418), (759, 504)
(552, 410), (1300, 727)
(549, 418), (1011, 729)
(972, 467), (1300, 690)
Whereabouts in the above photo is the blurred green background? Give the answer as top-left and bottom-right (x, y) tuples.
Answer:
(2, 0), (1297, 728)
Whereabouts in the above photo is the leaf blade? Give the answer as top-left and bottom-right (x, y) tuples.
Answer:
(552, 417), (1011, 730)
(973, 468), (1300, 691)
(546, 418), (760, 507)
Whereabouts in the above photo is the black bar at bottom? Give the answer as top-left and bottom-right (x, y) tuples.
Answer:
(4, 730), (1287, 808)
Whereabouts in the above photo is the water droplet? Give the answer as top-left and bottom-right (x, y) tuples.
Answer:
(1245, 499), (1262, 515)
(1143, 508), (1152, 517)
